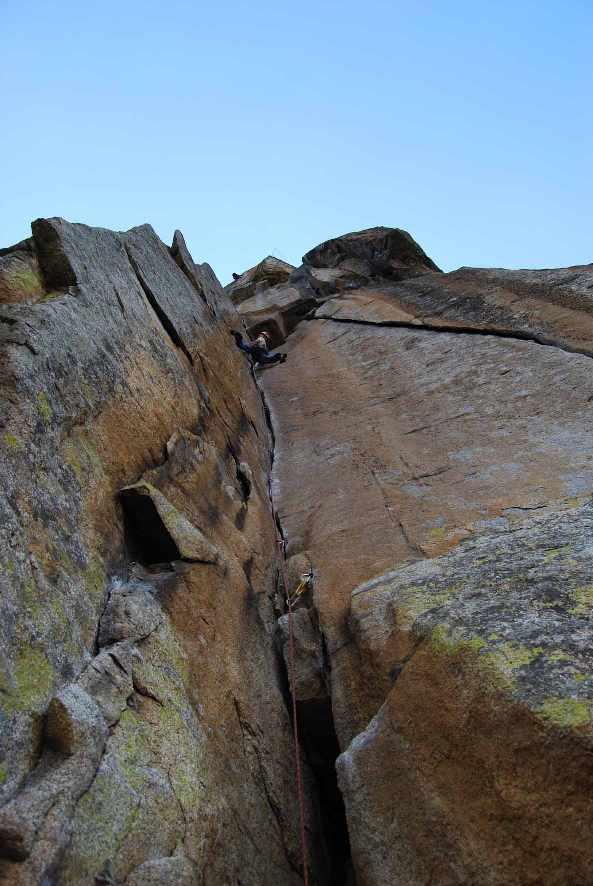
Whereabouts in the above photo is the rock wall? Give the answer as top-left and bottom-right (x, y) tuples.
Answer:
(3, 218), (593, 885)
(259, 229), (593, 885)
(0, 219), (327, 885)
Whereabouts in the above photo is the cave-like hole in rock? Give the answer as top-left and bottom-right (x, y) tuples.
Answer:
(121, 492), (181, 566)
(298, 697), (354, 886)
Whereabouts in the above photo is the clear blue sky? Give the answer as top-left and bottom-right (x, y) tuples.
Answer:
(2, 0), (591, 283)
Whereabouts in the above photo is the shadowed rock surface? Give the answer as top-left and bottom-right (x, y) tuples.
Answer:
(3, 220), (593, 885)
(226, 255), (295, 305)
(0, 218), (328, 885)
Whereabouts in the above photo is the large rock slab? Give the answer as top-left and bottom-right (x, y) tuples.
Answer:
(232, 227), (442, 345)
(226, 255), (295, 305)
(317, 262), (593, 355)
(265, 313), (593, 741)
(262, 230), (593, 882)
(302, 226), (440, 296)
(339, 501), (593, 885)
(0, 218), (323, 885)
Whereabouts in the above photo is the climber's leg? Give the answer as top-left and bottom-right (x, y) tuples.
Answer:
(257, 352), (287, 365)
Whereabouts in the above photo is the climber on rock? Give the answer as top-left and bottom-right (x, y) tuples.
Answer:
(230, 329), (287, 368)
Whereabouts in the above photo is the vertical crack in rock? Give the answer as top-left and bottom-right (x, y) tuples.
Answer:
(123, 244), (195, 366)
(254, 373), (355, 884)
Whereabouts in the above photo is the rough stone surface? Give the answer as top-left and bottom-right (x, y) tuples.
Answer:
(226, 255), (295, 305)
(125, 854), (198, 885)
(232, 227), (441, 344)
(170, 228), (234, 321)
(338, 502), (593, 885)
(0, 218), (326, 885)
(237, 283), (317, 343)
(317, 261), (593, 355)
(262, 233), (593, 884)
(302, 225), (441, 294)
(0, 239), (45, 305)
(278, 608), (327, 702)
(4, 217), (593, 885)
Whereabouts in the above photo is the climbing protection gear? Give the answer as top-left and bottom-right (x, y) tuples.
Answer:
(277, 538), (311, 886)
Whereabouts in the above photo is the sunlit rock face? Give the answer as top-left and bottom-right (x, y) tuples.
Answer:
(3, 218), (593, 886)
(261, 227), (593, 885)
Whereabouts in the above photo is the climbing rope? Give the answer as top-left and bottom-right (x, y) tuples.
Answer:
(277, 536), (310, 886)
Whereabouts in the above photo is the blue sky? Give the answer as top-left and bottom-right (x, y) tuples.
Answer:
(2, 0), (591, 283)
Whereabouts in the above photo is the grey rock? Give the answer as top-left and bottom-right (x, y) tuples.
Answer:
(277, 608), (327, 702)
(77, 643), (135, 726)
(98, 580), (163, 647)
(170, 229), (234, 321)
(45, 685), (107, 756)
(303, 225), (440, 284)
(126, 855), (197, 886)
(225, 255), (295, 305)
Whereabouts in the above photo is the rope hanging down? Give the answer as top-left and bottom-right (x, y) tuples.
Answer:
(277, 536), (310, 886)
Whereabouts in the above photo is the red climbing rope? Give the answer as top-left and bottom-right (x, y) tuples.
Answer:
(277, 536), (310, 886)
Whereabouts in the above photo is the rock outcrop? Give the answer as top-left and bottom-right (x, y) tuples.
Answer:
(3, 218), (593, 885)
(0, 219), (328, 885)
(261, 229), (593, 885)
(229, 227), (441, 346)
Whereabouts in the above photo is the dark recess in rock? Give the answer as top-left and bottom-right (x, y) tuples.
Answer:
(297, 698), (354, 886)
(120, 489), (181, 566)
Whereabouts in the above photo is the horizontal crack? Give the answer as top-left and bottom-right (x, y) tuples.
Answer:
(311, 314), (593, 361)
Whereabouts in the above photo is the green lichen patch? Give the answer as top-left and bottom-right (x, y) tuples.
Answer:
(489, 642), (544, 673)
(570, 585), (593, 617)
(64, 756), (141, 883)
(36, 392), (52, 423)
(398, 586), (457, 628)
(429, 625), (513, 691)
(3, 648), (54, 713)
(0, 761), (8, 785)
(84, 556), (107, 603)
(430, 625), (487, 656)
(538, 697), (591, 729)
(543, 545), (571, 564)
(6, 266), (43, 299)
(547, 649), (573, 663)
(63, 436), (105, 486)
(3, 433), (23, 452)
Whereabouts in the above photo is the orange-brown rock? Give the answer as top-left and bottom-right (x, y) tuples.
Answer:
(262, 230), (593, 884)
(4, 216), (593, 886)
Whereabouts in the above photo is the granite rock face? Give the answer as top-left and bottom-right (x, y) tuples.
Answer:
(0, 219), (327, 885)
(226, 255), (295, 305)
(4, 218), (593, 885)
(230, 227), (441, 346)
(261, 227), (593, 884)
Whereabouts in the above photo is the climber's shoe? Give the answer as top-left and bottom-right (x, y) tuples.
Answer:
(279, 354), (287, 363)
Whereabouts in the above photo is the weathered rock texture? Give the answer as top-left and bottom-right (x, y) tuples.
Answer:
(229, 227), (442, 346)
(3, 217), (593, 886)
(0, 219), (328, 885)
(261, 229), (593, 885)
